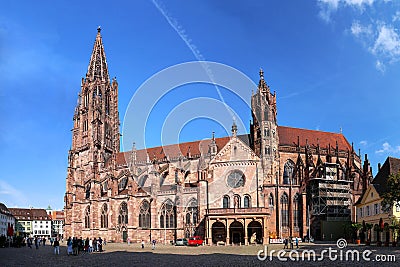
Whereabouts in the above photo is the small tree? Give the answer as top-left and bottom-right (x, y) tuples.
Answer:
(389, 216), (399, 244)
(381, 172), (400, 212)
(351, 223), (363, 241)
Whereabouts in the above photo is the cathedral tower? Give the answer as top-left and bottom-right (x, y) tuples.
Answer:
(65, 28), (120, 236)
(250, 69), (279, 184)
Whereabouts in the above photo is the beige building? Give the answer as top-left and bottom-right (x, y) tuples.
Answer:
(64, 28), (372, 244)
(10, 208), (52, 237)
(356, 157), (400, 243)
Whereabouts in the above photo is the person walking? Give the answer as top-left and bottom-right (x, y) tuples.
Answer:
(34, 236), (39, 249)
(141, 240), (145, 249)
(67, 237), (73, 255)
(283, 238), (287, 249)
(98, 237), (103, 252)
(88, 238), (93, 253)
(152, 239), (156, 250)
(295, 237), (299, 249)
(53, 238), (60, 255)
(289, 236), (293, 249)
(127, 237), (131, 245)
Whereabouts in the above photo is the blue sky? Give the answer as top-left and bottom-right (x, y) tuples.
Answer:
(1, 0), (400, 210)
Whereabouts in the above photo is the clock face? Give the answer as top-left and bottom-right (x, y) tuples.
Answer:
(227, 171), (245, 188)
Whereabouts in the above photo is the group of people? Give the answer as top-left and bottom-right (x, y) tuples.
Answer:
(140, 239), (157, 250)
(25, 236), (61, 254)
(66, 236), (105, 255)
(283, 236), (299, 249)
(26, 236), (48, 249)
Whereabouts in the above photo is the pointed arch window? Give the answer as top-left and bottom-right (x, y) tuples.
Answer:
(280, 193), (289, 228)
(160, 200), (175, 228)
(185, 199), (198, 225)
(84, 89), (89, 108)
(139, 200), (151, 228)
(118, 202), (128, 225)
(101, 204), (108, 228)
(84, 206), (90, 228)
(223, 195), (230, 209)
(85, 184), (91, 199)
(293, 194), (301, 229)
(283, 160), (294, 184)
(243, 195), (251, 208)
(83, 119), (88, 132)
(105, 93), (111, 115)
(118, 177), (128, 192)
(138, 175), (148, 188)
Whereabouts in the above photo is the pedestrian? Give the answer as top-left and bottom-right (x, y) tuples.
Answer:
(27, 237), (32, 249)
(98, 237), (103, 252)
(53, 238), (60, 255)
(295, 237), (299, 249)
(127, 237), (131, 245)
(289, 236), (293, 249)
(67, 237), (73, 255)
(85, 237), (89, 252)
(89, 238), (93, 253)
(283, 238), (287, 249)
(93, 237), (97, 252)
(72, 237), (79, 255)
(141, 240), (144, 249)
(50, 237), (54, 246)
(34, 236), (39, 249)
(43, 237), (46, 246)
(152, 239), (156, 250)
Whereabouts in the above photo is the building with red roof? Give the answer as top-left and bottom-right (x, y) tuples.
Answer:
(64, 29), (372, 244)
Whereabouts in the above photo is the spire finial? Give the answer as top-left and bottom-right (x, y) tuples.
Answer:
(259, 68), (264, 80)
(97, 26), (101, 33)
(231, 119), (237, 137)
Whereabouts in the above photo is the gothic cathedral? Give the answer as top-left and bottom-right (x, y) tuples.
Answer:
(64, 29), (372, 244)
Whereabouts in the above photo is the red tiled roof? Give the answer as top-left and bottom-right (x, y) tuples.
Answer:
(115, 126), (352, 166)
(116, 137), (230, 165)
(277, 126), (352, 151)
(9, 208), (52, 221)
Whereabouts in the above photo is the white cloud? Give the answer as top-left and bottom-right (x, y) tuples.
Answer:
(372, 24), (400, 58)
(350, 21), (373, 37)
(318, 0), (375, 22)
(327, 0), (400, 71)
(393, 11), (400, 22)
(0, 180), (29, 207)
(360, 140), (368, 146)
(375, 142), (400, 153)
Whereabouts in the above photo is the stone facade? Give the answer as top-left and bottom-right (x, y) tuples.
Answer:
(64, 29), (373, 244)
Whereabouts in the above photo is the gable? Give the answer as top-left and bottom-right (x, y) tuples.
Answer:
(210, 136), (259, 164)
(357, 184), (381, 206)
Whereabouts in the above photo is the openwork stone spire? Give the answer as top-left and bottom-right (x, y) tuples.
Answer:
(86, 27), (110, 82)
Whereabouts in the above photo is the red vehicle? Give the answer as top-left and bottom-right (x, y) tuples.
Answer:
(188, 236), (203, 246)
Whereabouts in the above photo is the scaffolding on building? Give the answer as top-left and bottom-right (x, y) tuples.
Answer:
(307, 162), (352, 240)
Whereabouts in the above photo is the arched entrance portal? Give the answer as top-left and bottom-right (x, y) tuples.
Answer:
(247, 221), (262, 244)
(212, 221), (226, 244)
(230, 221), (244, 245)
